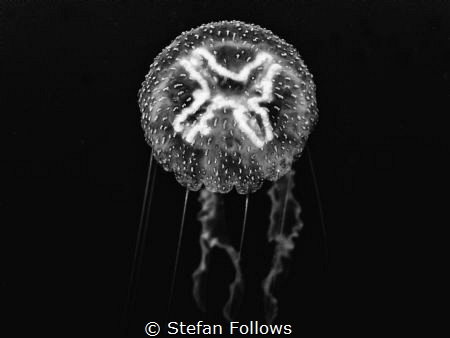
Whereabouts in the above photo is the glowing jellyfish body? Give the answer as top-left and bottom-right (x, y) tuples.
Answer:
(137, 21), (318, 323)
(138, 20), (317, 194)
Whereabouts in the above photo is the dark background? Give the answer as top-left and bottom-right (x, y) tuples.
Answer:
(1, 0), (448, 336)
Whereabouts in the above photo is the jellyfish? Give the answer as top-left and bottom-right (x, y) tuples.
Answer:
(136, 20), (318, 324)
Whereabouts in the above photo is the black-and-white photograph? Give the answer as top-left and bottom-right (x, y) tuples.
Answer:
(2, 0), (448, 336)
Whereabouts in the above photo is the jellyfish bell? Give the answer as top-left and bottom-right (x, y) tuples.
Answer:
(138, 20), (318, 194)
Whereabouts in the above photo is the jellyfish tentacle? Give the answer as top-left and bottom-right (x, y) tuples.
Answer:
(122, 150), (157, 332)
(167, 187), (190, 318)
(192, 190), (224, 312)
(279, 167), (292, 236)
(224, 193), (250, 320)
(263, 170), (303, 324)
(238, 194), (249, 259)
(306, 146), (329, 270)
(223, 254), (244, 321)
(193, 190), (245, 321)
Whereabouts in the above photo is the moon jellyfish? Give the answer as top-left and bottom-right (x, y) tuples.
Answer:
(137, 20), (318, 323)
